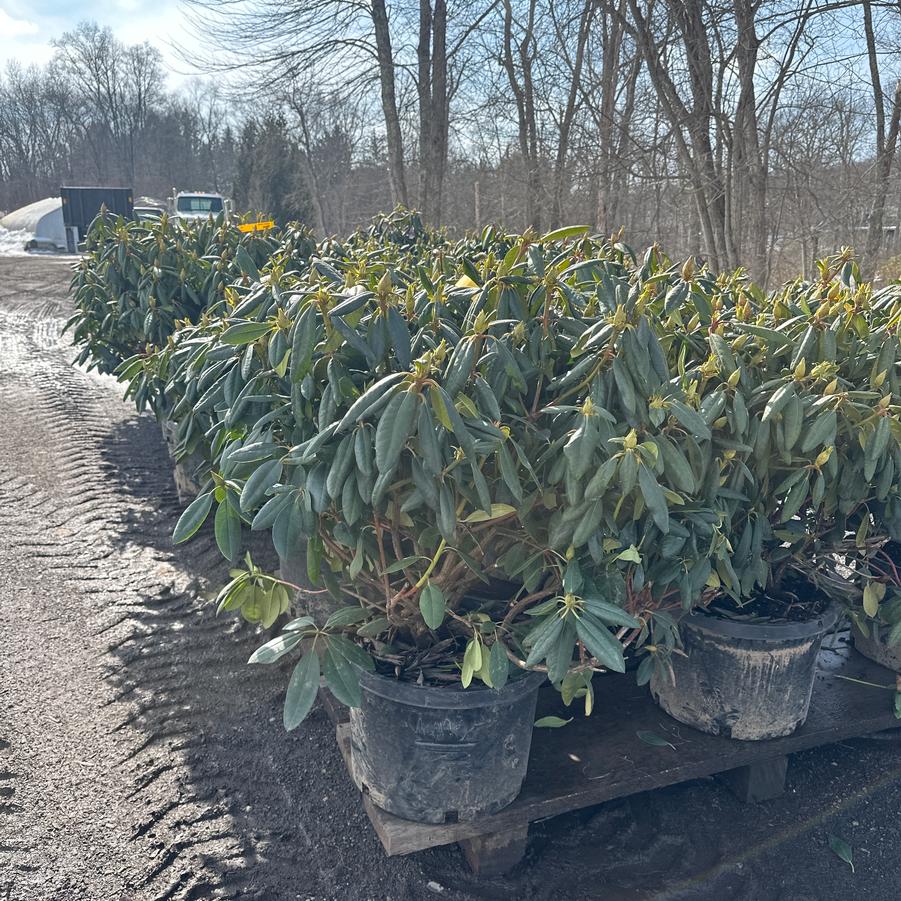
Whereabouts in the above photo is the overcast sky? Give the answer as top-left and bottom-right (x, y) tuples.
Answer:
(0, 0), (198, 82)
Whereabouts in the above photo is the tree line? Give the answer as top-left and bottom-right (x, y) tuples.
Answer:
(2, 3), (901, 284)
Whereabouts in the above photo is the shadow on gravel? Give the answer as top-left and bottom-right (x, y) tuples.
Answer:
(98, 416), (181, 509)
(96, 408), (901, 901)
(98, 416), (280, 575)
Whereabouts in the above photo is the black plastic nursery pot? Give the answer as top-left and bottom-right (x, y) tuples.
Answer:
(852, 623), (901, 673)
(349, 669), (546, 824)
(650, 598), (841, 740)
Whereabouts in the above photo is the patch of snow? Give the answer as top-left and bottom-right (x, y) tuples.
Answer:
(0, 226), (34, 255)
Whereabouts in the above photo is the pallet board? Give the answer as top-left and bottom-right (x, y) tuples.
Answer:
(336, 635), (899, 869)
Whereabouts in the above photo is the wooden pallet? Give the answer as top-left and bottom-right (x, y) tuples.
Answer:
(334, 635), (899, 875)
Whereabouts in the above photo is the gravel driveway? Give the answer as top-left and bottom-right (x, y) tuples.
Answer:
(0, 254), (898, 901)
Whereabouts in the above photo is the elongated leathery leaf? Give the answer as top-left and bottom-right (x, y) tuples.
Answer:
(283, 651), (320, 730)
(173, 491), (214, 543)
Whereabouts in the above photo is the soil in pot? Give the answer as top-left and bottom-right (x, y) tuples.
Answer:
(852, 623), (901, 673)
(349, 669), (545, 824)
(651, 582), (840, 741)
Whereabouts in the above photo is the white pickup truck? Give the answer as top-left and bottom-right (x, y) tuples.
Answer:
(171, 191), (229, 222)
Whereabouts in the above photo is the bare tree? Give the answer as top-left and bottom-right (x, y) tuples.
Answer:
(500, 0), (542, 229)
(861, 0), (901, 274)
(5, 7), (901, 285)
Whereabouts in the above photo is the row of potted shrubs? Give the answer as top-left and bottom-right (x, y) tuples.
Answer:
(68, 209), (901, 825)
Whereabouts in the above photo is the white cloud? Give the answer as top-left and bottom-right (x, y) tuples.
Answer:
(0, 9), (39, 38)
(0, 2), (201, 85)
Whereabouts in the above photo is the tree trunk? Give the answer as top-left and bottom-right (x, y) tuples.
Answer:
(501, 0), (541, 230)
(863, 0), (901, 277)
(430, 0), (448, 222)
(416, 0), (449, 223)
(372, 0), (408, 207)
(551, 0), (593, 227)
(732, 0), (768, 283)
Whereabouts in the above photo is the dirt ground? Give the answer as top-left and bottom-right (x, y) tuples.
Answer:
(0, 254), (899, 901)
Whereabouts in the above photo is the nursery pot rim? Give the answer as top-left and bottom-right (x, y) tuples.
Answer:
(681, 596), (842, 643)
(357, 667), (546, 709)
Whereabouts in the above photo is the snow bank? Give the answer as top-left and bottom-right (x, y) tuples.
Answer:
(0, 226), (35, 255)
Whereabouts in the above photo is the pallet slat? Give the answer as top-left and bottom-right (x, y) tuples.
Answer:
(337, 638), (899, 859)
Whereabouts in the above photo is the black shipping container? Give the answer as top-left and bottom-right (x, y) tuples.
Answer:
(60, 186), (134, 248)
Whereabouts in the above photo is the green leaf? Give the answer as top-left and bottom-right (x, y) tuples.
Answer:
(534, 716), (572, 728)
(734, 322), (792, 349)
(430, 383), (476, 456)
(542, 225), (589, 242)
(657, 437), (695, 494)
(497, 442), (524, 502)
(356, 616), (389, 638)
(863, 582), (885, 618)
(571, 497), (605, 547)
(461, 638), (483, 688)
(708, 333), (736, 375)
(612, 357), (637, 413)
(214, 499), (242, 561)
(669, 401), (711, 440)
(419, 581), (446, 630)
(307, 533), (322, 584)
(800, 411), (837, 453)
(827, 833), (854, 872)
(636, 730), (675, 750)
(289, 304), (318, 382)
(227, 441), (282, 464)
(636, 654), (656, 686)
(248, 630), (304, 664)
(172, 491), (214, 544)
(259, 584), (279, 628)
(546, 618), (577, 683)
(326, 632), (374, 672)
(382, 555), (426, 574)
(251, 491), (292, 531)
(582, 597), (641, 629)
(375, 387), (418, 472)
(616, 545), (642, 564)
(235, 243), (260, 279)
(463, 503), (517, 523)
(240, 459), (283, 512)
(283, 651), (320, 730)
(221, 321), (272, 345)
(638, 464), (669, 533)
(334, 373), (406, 432)
(525, 614), (565, 666)
(576, 614), (626, 672)
(779, 474), (809, 523)
(322, 637), (363, 707)
(762, 382), (796, 422)
(387, 305), (412, 368)
(488, 640), (509, 690)
(563, 560), (583, 594)
(324, 606), (369, 629)
(585, 456), (619, 499)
